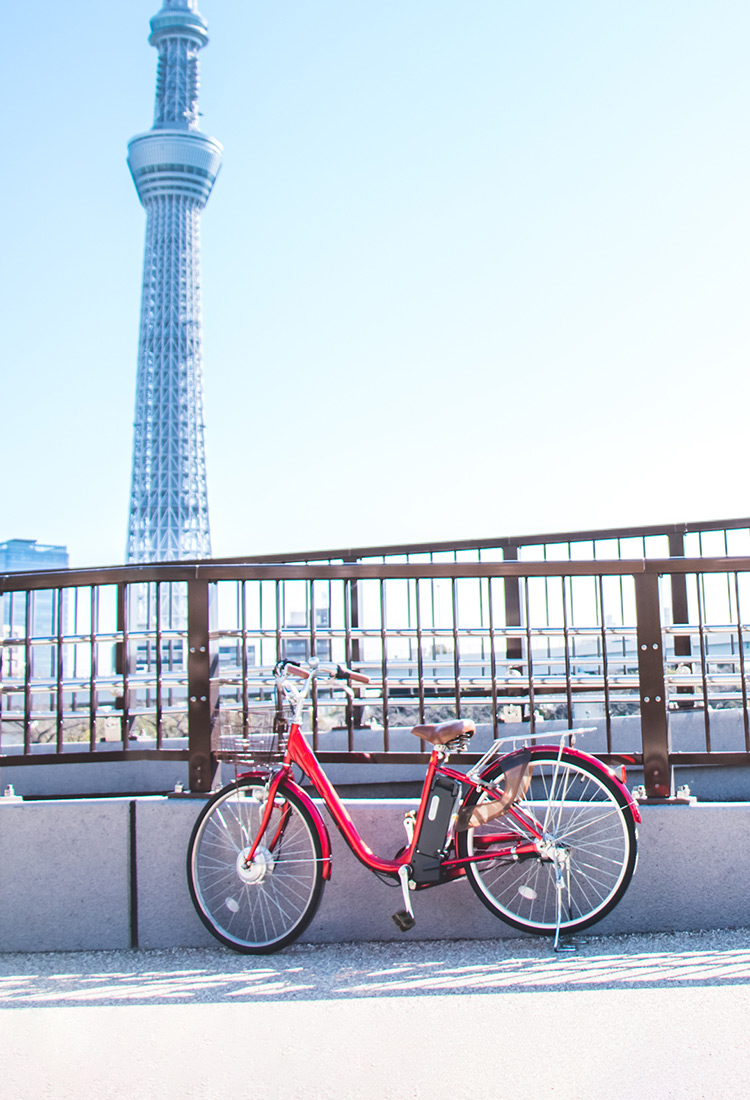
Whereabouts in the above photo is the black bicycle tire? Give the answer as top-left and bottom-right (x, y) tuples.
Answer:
(456, 748), (638, 936)
(187, 777), (326, 954)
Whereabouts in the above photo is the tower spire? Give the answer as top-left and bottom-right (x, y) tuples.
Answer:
(126, 0), (222, 562)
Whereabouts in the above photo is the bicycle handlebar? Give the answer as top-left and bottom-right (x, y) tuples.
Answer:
(336, 666), (370, 685)
(284, 663), (311, 680)
(276, 660), (370, 685)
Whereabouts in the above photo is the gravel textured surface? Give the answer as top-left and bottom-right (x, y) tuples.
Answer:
(1, 926), (749, 1005)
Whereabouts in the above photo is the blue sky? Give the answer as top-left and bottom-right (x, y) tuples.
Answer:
(2, 1), (749, 567)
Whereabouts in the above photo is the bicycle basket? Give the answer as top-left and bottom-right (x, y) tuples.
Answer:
(214, 706), (292, 766)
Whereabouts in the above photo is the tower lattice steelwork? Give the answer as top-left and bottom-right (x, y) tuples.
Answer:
(126, 0), (222, 562)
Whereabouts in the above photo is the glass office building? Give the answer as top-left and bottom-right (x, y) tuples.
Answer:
(1, 540), (70, 676)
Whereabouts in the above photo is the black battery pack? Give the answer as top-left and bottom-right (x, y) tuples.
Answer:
(411, 775), (461, 884)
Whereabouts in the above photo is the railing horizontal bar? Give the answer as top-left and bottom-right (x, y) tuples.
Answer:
(1, 747), (743, 769)
(194, 515), (750, 565)
(668, 752), (750, 767)
(8, 554), (750, 592)
(0, 749), (190, 767)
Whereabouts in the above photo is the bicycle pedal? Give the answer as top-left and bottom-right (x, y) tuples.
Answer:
(392, 909), (416, 932)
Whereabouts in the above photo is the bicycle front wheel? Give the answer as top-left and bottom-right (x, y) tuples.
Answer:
(457, 749), (637, 936)
(187, 778), (326, 954)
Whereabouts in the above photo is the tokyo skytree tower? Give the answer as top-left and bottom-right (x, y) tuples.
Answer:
(126, 0), (222, 562)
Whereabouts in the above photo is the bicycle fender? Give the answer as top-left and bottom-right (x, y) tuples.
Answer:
(527, 745), (643, 824)
(476, 746), (641, 826)
(279, 777), (334, 881)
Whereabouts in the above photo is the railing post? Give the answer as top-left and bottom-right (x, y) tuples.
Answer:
(502, 546), (525, 724)
(187, 579), (218, 793)
(502, 546), (523, 665)
(634, 571), (672, 798)
(114, 583), (131, 741)
(668, 532), (693, 708)
(345, 562), (365, 730)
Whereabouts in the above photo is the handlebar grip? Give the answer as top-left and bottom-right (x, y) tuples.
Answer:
(336, 665), (370, 685)
(284, 663), (310, 679)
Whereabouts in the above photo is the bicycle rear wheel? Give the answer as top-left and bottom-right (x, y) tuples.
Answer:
(187, 777), (326, 953)
(457, 749), (637, 936)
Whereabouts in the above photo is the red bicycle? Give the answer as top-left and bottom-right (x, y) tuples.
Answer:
(187, 659), (640, 954)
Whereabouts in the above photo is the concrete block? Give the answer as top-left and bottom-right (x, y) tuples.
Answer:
(0, 799), (131, 952)
(135, 797), (217, 949)
(600, 803), (750, 935)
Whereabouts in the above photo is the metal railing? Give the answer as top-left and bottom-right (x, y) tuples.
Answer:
(3, 517), (750, 799)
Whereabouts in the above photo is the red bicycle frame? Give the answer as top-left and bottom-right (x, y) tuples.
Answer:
(241, 719), (558, 881)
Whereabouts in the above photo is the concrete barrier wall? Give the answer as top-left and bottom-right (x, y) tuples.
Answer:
(1, 796), (749, 953)
(0, 798), (132, 952)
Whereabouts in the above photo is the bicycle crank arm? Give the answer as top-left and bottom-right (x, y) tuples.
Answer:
(392, 865), (416, 932)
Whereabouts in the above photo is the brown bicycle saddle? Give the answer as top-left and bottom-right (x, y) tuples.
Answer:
(410, 719), (476, 746)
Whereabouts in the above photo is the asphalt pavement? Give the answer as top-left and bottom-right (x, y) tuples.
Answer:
(2, 927), (750, 1099)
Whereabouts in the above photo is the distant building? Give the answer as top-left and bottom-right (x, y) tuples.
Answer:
(0, 539), (69, 575)
(0, 541), (69, 677)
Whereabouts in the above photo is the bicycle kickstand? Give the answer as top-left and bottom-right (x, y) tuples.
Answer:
(553, 862), (563, 951)
(392, 865), (416, 932)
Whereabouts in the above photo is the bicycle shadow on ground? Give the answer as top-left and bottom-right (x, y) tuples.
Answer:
(0, 929), (749, 1008)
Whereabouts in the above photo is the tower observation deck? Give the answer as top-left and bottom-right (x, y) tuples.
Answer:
(126, 0), (222, 562)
